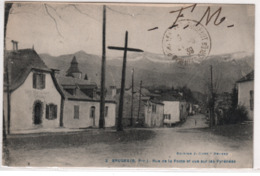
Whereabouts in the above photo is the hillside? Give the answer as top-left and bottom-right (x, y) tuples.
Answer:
(40, 51), (254, 94)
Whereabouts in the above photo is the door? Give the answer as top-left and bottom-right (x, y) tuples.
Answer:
(90, 106), (96, 127)
(34, 101), (42, 125)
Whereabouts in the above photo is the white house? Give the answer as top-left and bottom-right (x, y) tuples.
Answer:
(237, 71), (254, 120)
(3, 48), (64, 134)
(56, 56), (116, 128)
(157, 94), (188, 126)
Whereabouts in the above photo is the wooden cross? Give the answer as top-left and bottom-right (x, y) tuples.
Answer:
(108, 31), (143, 131)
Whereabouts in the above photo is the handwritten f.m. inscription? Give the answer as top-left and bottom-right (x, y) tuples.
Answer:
(148, 4), (234, 31)
(169, 4), (232, 29)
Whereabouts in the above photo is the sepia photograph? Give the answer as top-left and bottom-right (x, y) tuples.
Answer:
(2, 2), (255, 168)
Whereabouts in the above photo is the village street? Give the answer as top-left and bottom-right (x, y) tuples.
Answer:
(3, 114), (253, 168)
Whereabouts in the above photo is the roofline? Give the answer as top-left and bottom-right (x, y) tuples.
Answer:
(161, 100), (185, 102)
(236, 79), (254, 83)
(61, 84), (97, 87)
(149, 102), (164, 105)
(31, 67), (51, 73)
(67, 98), (116, 104)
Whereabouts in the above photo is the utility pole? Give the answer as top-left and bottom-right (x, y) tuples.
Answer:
(3, 110), (6, 141)
(210, 65), (214, 128)
(6, 53), (11, 134)
(130, 68), (134, 127)
(137, 80), (142, 121)
(99, 5), (106, 129)
(108, 31), (143, 131)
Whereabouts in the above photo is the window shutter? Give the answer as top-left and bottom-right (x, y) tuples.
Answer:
(105, 106), (108, 117)
(33, 73), (36, 88)
(54, 105), (57, 118)
(46, 104), (49, 119)
(42, 74), (46, 89)
(74, 105), (79, 119)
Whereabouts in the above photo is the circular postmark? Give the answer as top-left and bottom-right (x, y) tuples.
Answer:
(162, 19), (211, 64)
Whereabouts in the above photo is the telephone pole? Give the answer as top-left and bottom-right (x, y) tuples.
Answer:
(137, 80), (142, 121)
(99, 5), (106, 129)
(210, 65), (214, 128)
(130, 68), (134, 127)
(3, 110), (6, 141)
(6, 52), (11, 134)
(108, 31), (143, 131)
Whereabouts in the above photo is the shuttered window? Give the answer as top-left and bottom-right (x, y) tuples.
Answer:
(90, 106), (95, 118)
(164, 114), (171, 120)
(46, 104), (57, 120)
(33, 72), (46, 89)
(105, 106), (108, 117)
(74, 105), (79, 119)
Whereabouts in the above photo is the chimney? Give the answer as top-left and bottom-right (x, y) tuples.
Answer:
(11, 40), (18, 51)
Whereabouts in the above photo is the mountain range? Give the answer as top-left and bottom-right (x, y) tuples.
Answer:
(40, 50), (254, 94)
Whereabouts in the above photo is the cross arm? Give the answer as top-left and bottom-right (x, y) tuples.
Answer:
(108, 46), (143, 52)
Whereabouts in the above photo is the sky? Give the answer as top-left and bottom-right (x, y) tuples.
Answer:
(6, 2), (255, 57)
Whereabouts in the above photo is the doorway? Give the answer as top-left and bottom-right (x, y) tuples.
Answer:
(33, 101), (43, 125)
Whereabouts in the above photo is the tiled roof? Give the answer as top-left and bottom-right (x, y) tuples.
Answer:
(237, 71), (254, 83)
(56, 75), (115, 102)
(156, 92), (184, 102)
(150, 99), (164, 105)
(4, 49), (50, 91)
(56, 75), (96, 86)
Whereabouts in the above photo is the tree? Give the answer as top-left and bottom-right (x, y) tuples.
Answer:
(230, 85), (238, 111)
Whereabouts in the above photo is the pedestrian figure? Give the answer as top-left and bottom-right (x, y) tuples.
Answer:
(195, 119), (197, 126)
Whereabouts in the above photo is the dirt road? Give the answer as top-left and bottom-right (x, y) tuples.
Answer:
(4, 114), (253, 168)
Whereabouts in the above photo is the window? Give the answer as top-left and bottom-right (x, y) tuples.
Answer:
(90, 106), (95, 118)
(74, 105), (79, 119)
(164, 114), (171, 120)
(250, 90), (254, 110)
(46, 104), (57, 120)
(33, 72), (45, 89)
(105, 106), (108, 117)
(152, 104), (156, 113)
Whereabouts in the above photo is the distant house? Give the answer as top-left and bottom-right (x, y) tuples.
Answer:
(56, 56), (116, 128)
(115, 87), (145, 127)
(3, 47), (64, 133)
(237, 71), (254, 120)
(157, 93), (188, 125)
(144, 99), (164, 127)
(115, 86), (167, 127)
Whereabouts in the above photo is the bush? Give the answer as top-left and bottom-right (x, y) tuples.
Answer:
(224, 105), (249, 124)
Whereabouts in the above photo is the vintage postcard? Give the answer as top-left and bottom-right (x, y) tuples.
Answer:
(2, 2), (255, 168)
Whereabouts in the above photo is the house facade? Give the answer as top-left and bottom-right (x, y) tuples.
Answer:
(3, 48), (64, 133)
(163, 101), (187, 125)
(156, 94), (188, 126)
(56, 56), (116, 128)
(237, 71), (254, 120)
(144, 100), (164, 127)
